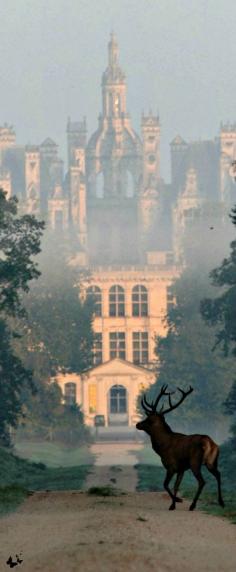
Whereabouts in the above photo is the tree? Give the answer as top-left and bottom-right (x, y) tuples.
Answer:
(201, 206), (236, 357)
(201, 206), (236, 442)
(21, 231), (95, 376)
(0, 189), (44, 443)
(0, 191), (44, 317)
(13, 230), (95, 442)
(149, 268), (234, 438)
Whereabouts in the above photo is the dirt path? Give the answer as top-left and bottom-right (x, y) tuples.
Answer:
(84, 443), (142, 492)
(0, 491), (236, 572)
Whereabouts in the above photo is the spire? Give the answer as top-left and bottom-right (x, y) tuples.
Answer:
(102, 34), (125, 87)
(108, 32), (119, 67)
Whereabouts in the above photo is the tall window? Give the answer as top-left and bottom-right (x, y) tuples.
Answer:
(93, 333), (103, 365)
(109, 285), (125, 317)
(86, 286), (102, 317)
(110, 385), (127, 413)
(64, 382), (76, 406)
(132, 285), (148, 317)
(132, 332), (149, 364)
(167, 286), (175, 311)
(88, 384), (97, 413)
(109, 332), (126, 360)
(55, 210), (63, 230)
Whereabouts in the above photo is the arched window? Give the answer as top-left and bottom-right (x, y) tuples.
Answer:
(132, 285), (148, 317)
(64, 382), (76, 406)
(96, 171), (104, 198)
(86, 286), (102, 317)
(54, 210), (64, 230)
(109, 385), (127, 413)
(109, 285), (125, 317)
(126, 171), (134, 198)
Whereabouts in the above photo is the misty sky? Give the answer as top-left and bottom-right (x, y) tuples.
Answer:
(1, 0), (236, 179)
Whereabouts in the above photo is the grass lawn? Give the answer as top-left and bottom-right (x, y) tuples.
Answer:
(135, 445), (236, 524)
(14, 439), (93, 467)
(0, 443), (94, 516)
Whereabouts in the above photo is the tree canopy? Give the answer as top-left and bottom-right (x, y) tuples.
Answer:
(148, 268), (234, 439)
(0, 189), (44, 443)
(201, 206), (236, 357)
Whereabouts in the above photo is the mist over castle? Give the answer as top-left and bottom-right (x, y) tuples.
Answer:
(1, 35), (235, 427)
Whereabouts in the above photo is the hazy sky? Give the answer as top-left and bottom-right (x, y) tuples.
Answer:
(1, 0), (236, 178)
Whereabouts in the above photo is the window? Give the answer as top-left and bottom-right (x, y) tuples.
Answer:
(109, 332), (126, 360)
(55, 210), (63, 230)
(167, 285), (175, 311)
(166, 252), (174, 265)
(148, 154), (156, 164)
(109, 285), (125, 316)
(88, 384), (97, 413)
(64, 382), (76, 406)
(86, 286), (102, 317)
(110, 385), (127, 413)
(93, 333), (103, 365)
(96, 171), (104, 198)
(132, 332), (149, 364)
(132, 285), (148, 316)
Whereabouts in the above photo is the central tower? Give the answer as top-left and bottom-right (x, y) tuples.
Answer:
(86, 34), (142, 263)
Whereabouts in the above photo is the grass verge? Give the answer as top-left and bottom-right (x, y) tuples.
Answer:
(0, 445), (93, 516)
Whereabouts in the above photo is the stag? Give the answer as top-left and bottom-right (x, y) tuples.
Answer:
(136, 385), (224, 511)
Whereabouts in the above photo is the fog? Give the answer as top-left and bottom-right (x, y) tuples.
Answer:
(1, 0), (236, 178)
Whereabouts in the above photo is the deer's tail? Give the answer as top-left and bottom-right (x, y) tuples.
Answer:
(202, 436), (219, 468)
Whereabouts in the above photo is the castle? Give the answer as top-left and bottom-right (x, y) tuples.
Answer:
(2, 35), (235, 427)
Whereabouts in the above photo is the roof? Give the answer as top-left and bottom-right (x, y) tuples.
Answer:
(40, 137), (58, 147)
(81, 357), (155, 377)
(170, 134), (187, 146)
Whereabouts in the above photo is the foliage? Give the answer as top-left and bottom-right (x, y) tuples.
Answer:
(149, 268), (234, 436)
(223, 380), (236, 417)
(201, 206), (236, 357)
(200, 206), (236, 443)
(11, 230), (95, 443)
(0, 320), (34, 445)
(18, 382), (92, 445)
(20, 230), (95, 377)
(0, 189), (44, 443)
(0, 190), (44, 318)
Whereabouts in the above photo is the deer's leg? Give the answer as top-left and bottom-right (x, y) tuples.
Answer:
(173, 471), (184, 503)
(163, 470), (176, 510)
(206, 464), (225, 508)
(189, 465), (205, 511)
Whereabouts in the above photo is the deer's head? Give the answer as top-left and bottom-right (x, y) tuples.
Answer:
(136, 384), (193, 435)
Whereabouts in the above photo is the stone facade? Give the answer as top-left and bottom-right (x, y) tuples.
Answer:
(55, 358), (155, 427)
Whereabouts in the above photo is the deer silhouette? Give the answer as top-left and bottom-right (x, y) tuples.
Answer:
(136, 385), (225, 511)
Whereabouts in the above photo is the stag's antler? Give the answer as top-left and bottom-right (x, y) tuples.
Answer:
(161, 386), (193, 415)
(141, 384), (174, 414)
(141, 384), (193, 415)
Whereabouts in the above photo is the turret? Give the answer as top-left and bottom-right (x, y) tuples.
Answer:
(25, 145), (41, 215)
(67, 118), (87, 168)
(141, 112), (160, 188)
(219, 122), (236, 204)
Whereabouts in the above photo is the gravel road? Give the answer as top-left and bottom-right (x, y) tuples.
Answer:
(1, 490), (236, 572)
